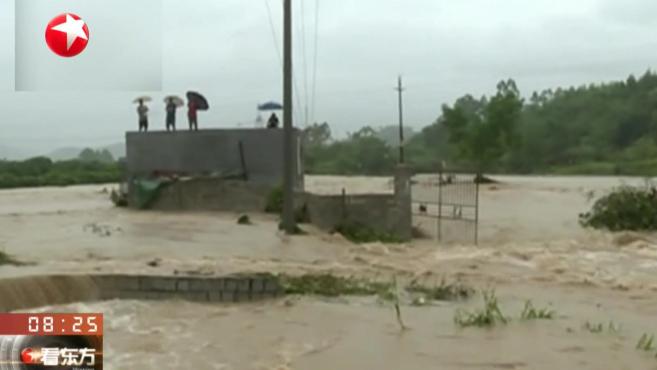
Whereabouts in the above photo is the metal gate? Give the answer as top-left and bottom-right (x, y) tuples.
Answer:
(413, 171), (480, 244)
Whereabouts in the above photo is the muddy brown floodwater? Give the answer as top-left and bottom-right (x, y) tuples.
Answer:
(33, 284), (657, 370)
(3, 175), (657, 369)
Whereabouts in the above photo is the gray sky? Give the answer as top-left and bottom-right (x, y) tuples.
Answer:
(1, 0), (657, 157)
(15, 0), (162, 91)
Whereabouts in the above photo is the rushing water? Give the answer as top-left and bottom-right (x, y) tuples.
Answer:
(29, 283), (657, 370)
(4, 176), (657, 369)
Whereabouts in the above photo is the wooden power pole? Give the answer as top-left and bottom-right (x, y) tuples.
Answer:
(395, 76), (406, 164)
(282, 0), (296, 233)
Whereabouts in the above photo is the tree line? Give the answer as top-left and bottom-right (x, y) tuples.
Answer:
(0, 149), (120, 189)
(304, 70), (657, 176)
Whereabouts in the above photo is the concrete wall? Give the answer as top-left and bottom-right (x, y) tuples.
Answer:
(0, 274), (284, 311)
(126, 128), (303, 189)
(298, 166), (413, 240)
(127, 167), (413, 240)
(143, 178), (273, 212)
(95, 274), (283, 303)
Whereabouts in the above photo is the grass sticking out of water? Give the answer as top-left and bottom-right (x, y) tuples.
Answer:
(454, 290), (508, 328)
(520, 300), (556, 320)
(280, 274), (395, 298)
(583, 321), (621, 334)
(407, 280), (473, 302)
(637, 333), (655, 352)
(333, 222), (405, 244)
(279, 274), (471, 304)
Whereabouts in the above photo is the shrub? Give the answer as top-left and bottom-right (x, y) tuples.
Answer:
(237, 215), (252, 225)
(0, 251), (25, 266)
(333, 222), (404, 244)
(579, 186), (657, 231)
(265, 186), (283, 213)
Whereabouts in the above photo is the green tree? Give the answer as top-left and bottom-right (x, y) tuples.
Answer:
(441, 79), (523, 170)
(302, 122), (332, 147)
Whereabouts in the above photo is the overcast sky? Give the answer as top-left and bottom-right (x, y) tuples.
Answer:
(1, 0), (657, 157)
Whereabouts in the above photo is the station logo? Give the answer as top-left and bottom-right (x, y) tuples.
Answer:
(45, 13), (90, 57)
(21, 346), (97, 367)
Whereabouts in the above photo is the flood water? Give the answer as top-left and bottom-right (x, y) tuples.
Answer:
(33, 283), (657, 370)
(3, 176), (657, 369)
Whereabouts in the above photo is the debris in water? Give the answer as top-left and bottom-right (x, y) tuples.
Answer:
(83, 223), (120, 237)
(147, 258), (162, 268)
(237, 215), (252, 225)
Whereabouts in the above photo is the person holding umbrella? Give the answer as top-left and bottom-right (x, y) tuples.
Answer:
(186, 91), (209, 131)
(187, 100), (198, 131)
(267, 113), (280, 129)
(258, 101), (283, 129)
(164, 96), (184, 132)
(133, 97), (151, 132)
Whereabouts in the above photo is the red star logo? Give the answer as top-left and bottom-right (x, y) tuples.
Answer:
(20, 347), (42, 364)
(45, 13), (90, 58)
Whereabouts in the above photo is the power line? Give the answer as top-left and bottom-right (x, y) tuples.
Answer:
(310, 0), (320, 125)
(264, 0), (282, 67)
(300, 0), (310, 127)
(264, 0), (304, 126)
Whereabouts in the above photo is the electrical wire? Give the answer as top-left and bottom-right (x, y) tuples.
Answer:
(310, 0), (320, 125)
(264, 0), (303, 126)
(300, 0), (310, 127)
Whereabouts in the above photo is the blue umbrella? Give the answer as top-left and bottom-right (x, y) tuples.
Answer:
(258, 101), (283, 111)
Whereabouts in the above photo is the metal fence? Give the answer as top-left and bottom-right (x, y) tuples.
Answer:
(412, 171), (480, 245)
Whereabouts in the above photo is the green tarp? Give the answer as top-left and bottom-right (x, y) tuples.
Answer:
(133, 178), (172, 209)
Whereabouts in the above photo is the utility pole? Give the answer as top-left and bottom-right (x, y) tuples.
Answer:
(282, 0), (296, 233)
(395, 75), (405, 164)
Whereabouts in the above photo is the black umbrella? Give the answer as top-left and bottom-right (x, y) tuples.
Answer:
(186, 91), (209, 111)
(258, 101), (283, 111)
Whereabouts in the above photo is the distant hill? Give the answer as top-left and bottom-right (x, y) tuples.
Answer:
(0, 145), (33, 160)
(46, 142), (125, 161)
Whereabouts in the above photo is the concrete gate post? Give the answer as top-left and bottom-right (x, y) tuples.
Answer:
(393, 165), (413, 241)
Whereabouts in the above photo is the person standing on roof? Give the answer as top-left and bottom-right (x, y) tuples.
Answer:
(267, 113), (280, 129)
(166, 98), (177, 132)
(188, 100), (198, 131)
(137, 99), (149, 132)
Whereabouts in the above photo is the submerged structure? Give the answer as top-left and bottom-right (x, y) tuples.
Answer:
(122, 128), (412, 240)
